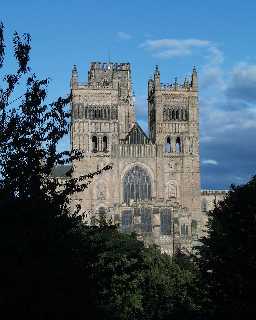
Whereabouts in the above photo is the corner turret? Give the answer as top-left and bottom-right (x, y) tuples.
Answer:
(71, 64), (78, 89)
(191, 66), (198, 91)
(154, 65), (161, 90)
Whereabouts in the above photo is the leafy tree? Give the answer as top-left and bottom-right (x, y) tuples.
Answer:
(140, 247), (201, 320)
(78, 221), (201, 320)
(0, 23), (110, 319)
(197, 176), (256, 319)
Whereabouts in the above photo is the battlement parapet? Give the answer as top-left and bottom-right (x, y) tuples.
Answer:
(201, 189), (229, 195)
(90, 62), (130, 71)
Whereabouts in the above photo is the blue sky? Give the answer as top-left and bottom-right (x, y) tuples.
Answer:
(2, 0), (256, 189)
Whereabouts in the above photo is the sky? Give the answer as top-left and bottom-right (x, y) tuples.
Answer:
(1, 0), (256, 189)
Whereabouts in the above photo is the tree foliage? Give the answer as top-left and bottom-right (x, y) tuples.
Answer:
(0, 23), (110, 319)
(197, 176), (256, 318)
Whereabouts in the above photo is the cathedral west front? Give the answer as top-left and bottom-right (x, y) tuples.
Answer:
(63, 61), (227, 254)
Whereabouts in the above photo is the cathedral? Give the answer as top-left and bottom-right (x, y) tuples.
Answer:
(64, 62), (227, 254)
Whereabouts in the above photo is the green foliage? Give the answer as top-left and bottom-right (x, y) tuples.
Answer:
(0, 23), (110, 319)
(197, 176), (256, 318)
(140, 248), (201, 320)
(76, 222), (201, 320)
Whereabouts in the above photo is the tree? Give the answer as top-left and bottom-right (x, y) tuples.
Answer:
(0, 23), (111, 319)
(78, 221), (201, 320)
(197, 176), (256, 319)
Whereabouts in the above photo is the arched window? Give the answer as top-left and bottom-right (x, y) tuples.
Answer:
(92, 136), (98, 152)
(163, 108), (166, 121)
(103, 136), (108, 152)
(201, 198), (208, 212)
(121, 210), (132, 232)
(141, 207), (152, 232)
(180, 109), (184, 120)
(123, 166), (152, 204)
(98, 207), (106, 214)
(176, 109), (179, 120)
(165, 136), (171, 153)
(176, 137), (181, 153)
(160, 208), (172, 235)
(191, 220), (198, 239)
(172, 109), (175, 120)
(168, 109), (171, 120)
(181, 224), (189, 238)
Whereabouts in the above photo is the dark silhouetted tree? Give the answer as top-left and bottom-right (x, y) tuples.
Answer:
(0, 23), (111, 319)
(197, 176), (256, 319)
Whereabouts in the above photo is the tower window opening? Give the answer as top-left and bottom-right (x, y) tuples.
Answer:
(163, 108), (166, 121)
(176, 109), (179, 120)
(92, 136), (98, 153)
(176, 137), (181, 153)
(165, 136), (171, 153)
(172, 109), (175, 120)
(103, 136), (108, 152)
(181, 109), (184, 120)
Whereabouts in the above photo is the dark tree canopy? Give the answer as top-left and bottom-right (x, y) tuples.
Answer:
(197, 176), (256, 319)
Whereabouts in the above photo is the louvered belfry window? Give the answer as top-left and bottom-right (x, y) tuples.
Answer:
(123, 166), (152, 204)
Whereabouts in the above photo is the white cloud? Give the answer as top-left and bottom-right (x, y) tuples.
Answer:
(117, 31), (132, 40)
(140, 38), (211, 59)
(206, 46), (224, 65)
(202, 159), (219, 165)
(226, 62), (256, 102)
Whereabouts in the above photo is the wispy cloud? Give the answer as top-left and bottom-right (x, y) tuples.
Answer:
(226, 62), (256, 102)
(202, 159), (219, 166)
(117, 31), (132, 40)
(140, 38), (211, 58)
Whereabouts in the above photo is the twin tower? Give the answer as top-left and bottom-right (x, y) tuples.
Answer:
(71, 62), (202, 254)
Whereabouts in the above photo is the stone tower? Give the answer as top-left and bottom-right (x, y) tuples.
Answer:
(71, 62), (135, 156)
(69, 62), (203, 255)
(147, 66), (201, 224)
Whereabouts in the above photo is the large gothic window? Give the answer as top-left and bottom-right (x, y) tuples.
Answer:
(123, 166), (152, 204)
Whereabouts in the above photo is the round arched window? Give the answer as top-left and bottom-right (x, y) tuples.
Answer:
(123, 166), (152, 204)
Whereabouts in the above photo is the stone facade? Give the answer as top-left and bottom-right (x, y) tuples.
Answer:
(69, 62), (226, 254)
